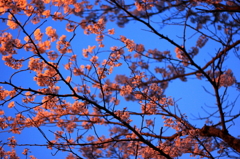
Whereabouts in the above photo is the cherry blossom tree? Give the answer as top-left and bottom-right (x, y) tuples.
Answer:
(0, 0), (240, 158)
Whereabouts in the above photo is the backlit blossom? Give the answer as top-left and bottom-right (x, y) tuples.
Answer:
(136, 44), (145, 53)
(0, 1), (239, 158)
(45, 26), (58, 42)
(66, 23), (76, 32)
(70, 54), (77, 61)
(8, 101), (15, 108)
(82, 45), (96, 58)
(73, 67), (83, 76)
(135, 1), (144, 11)
(175, 46), (189, 66)
(196, 35), (208, 48)
(29, 155), (37, 159)
(120, 85), (132, 96)
(22, 149), (29, 155)
(31, 16), (40, 24)
(24, 36), (29, 42)
(87, 135), (95, 141)
(42, 10), (50, 18)
(66, 76), (71, 83)
(38, 40), (51, 53)
(216, 69), (236, 87)
(7, 14), (18, 29)
(43, 0), (50, 4)
(120, 35), (136, 52)
(146, 119), (153, 126)
(2, 55), (23, 69)
(108, 28), (115, 35)
(0, 109), (4, 115)
(175, 46), (184, 59)
(53, 12), (64, 20)
(85, 64), (92, 71)
(28, 57), (45, 73)
(7, 136), (17, 148)
(84, 18), (105, 35)
(56, 35), (72, 54)
(47, 51), (58, 60)
(34, 28), (43, 41)
(90, 55), (98, 63)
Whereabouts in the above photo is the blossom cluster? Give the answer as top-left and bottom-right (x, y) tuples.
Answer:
(84, 18), (106, 47)
(120, 35), (136, 52)
(0, 33), (21, 56)
(0, 0), (27, 14)
(175, 46), (190, 66)
(216, 69), (236, 87)
(56, 35), (72, 54)
(46, 26), (58, 42)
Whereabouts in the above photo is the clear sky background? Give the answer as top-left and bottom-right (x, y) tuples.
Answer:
(0, 0), (240, 158)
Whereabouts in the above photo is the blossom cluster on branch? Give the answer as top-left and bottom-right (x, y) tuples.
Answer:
(0, 0), (240, 159)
